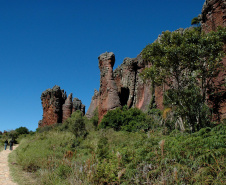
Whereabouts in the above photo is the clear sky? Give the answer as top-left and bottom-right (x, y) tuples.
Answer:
(0, 0), (205, 132)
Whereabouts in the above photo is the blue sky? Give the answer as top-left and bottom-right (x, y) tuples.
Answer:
(0, 0), (205, 132)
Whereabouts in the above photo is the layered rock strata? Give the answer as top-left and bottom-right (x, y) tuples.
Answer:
(39, 85), (85, 127)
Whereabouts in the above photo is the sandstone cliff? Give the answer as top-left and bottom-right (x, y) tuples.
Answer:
(86, 0), (225, 122)
(86, 52), (155, 122)
(39, 85), (85, 127)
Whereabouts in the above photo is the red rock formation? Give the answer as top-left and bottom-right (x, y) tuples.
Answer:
(201, 0), (226, 33)
(39, 86), (85, 127)
(85, 52), (154, 122)
(86, 0), (225, 122)
(201, 0), (226, 120)
(98, 52), (121, 121)
(40, 85), (66, 127)
(113, 54), (152, 111)
(86, 52), (163, 122)
(86, 89), (99, 119)
(62, 93), (73, 123)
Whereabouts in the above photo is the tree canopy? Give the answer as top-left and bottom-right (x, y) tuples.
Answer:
(141, 27), (226, 131)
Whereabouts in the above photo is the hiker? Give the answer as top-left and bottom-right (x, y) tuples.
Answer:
(9, 139), (14, 150)
(4, 139), (8, 150)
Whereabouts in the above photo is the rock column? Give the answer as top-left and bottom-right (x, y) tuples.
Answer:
(98, 52), (121, 122)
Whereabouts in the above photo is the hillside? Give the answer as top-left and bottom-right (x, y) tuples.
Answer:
(8, 116), (226, 184)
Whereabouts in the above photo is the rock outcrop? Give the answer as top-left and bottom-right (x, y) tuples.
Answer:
(73, 98), (85, 115)
(201, 0), (226, 120)
(39, 85), (85, 127)
(86, 0), (226, 122)
(62, 93), (73, 123)
(113, 54), (153, 111)
(201, 0), (226, 33)
(40, 85), (67, 127)
(86, 89), (99, 119)
(86, 52), (155, 122)
(98, 52), (121, 121)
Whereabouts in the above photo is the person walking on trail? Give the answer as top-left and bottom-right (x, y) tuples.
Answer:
(9, 139), (14, 150)
(4, 139), (8, 150)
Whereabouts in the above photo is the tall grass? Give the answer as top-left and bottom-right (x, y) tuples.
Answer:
(11, 123), (226, 184)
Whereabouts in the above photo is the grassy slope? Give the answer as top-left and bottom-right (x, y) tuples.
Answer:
(9, 123), (226, 185)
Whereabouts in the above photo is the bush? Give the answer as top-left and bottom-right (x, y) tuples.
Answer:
(64, 111), (87, 139)
(99, 106), (152, 132)
(15, 127), (29, 135)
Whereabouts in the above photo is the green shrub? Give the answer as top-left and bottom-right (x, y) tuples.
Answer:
(63, 111), (87, 138)
(99, 106), (152, 132)
(90, 108), (99, 129)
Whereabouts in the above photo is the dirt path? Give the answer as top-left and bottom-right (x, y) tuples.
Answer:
(0, 145), (18, 185)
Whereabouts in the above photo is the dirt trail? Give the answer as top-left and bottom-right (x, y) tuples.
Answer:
(0, 145), (18, 185)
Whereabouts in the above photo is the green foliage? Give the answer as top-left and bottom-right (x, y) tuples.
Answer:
(99, 106), (151, 132)
(90, 108), (99, 129)
(36, 125), (53, 133)
(63, 111), (87, 139)
(15, 126), (29, 135)
(11, 120), (226, 184)
(191, 16), (201, 27)
(141, 27), (226, 131)
(96, 134), (109, 160)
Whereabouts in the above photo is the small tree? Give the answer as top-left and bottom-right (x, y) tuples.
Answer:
(64, 111), (87, 138)
(191, 16), (201, 27)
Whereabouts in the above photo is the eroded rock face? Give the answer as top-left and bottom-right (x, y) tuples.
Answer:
(40, 86), (85, 127)
(86, 52), (163, 122)
(87, 52), (155, 122)
(86, 89), (99, 119)
(201, 0), (226, 33)
(86, 0), (225, 122)
(41, 85), (66, 127)
(201, 0), (226, 120)
(113, 54), (152, 111)
(72, 97), (85, 115)
(98, 52), (121, 121)
(62, 93), (73, 123)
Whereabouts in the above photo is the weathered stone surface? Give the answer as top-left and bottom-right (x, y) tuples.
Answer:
(113, 54), (152, 111)
(86, 89), (99, 119)
(62, 93), (73, 123)
(201, 0), (226, 33)
(73, 98), (85, 115)
(98, 52), (121, 121)
(201, 0), (226, 120)
(40, 85), (66, 127)
(40, 86), (85, 127)
(86, 0), (225, 122)
(86, 52), (162, 122)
